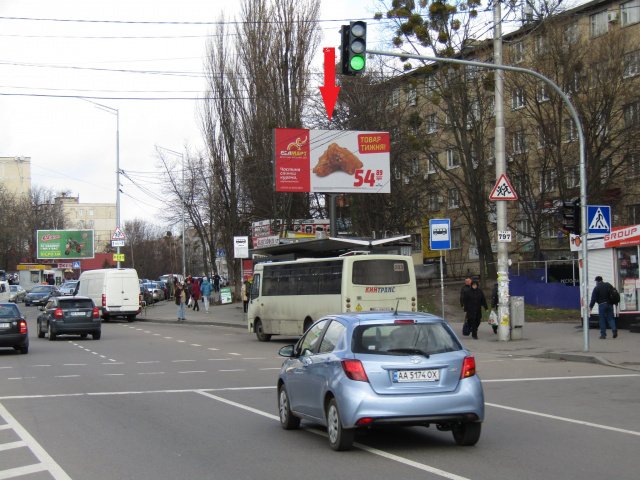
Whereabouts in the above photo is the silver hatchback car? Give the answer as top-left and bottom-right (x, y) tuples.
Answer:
(277, 311), (485, 451)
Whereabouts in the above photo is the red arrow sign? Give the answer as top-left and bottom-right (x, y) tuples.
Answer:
(319, 47), (340, 122)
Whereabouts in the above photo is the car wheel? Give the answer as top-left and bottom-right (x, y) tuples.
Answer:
(16, 345), (28, 354)
(25, 302), (30, 307)
(37, 320), (45, 339)
(48, 324), (56, 341)
(80, 333), (88, 339)
(255, 320), (272, 342)
(452, 422), (481, 446)
(326, 398), (354, 451)
(93, 331), (101, 340)
(278, 385), (300, 430)
(127, 315), (136, 322)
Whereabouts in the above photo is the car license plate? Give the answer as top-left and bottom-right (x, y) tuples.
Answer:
(70, 312), (87, 317)
(0, 322), (10, 329)
(393, 369), (440, 383)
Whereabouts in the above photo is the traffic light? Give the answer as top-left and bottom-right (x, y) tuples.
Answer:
(340, 21), (367, 75)
(561, 199), (581, 235)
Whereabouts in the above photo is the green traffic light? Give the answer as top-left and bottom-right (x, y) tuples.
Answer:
(350, 54), (365, 71)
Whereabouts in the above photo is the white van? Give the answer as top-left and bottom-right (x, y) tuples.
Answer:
(76, 268), (141, 321)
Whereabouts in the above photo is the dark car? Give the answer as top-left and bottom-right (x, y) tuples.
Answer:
(0, 303), (29, 354)
(139, 284), (153, 306)
(36, 296), (101, 340)
(24, 285), (61, 307)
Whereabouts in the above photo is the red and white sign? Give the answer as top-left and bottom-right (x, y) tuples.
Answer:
(489, 174), (518, 201)
(274, 129), (391, 193)
(570, 224), (640, 251)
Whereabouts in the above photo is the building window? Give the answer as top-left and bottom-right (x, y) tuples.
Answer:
(590, 11), (608, 37)
(427, 153), (438, 173)
(623, 101), (640, 128)
(537, 126), (547, 149)
(534, 36), (547, 55)
(542, 220), (557, 239)
(564, 118), (578, 142)
(627, 153), (640, 178)
(511, 41), (525, 63)
(391, 88), (399, 106)
(410, 157), (419, 175)
(487, 138), (495, 165)
(540, 170), (557, 193)
(446, 149), (461, 169)
(624, 50), (640, 78)
(564, 23), (578, 45)
(88, 209), (94, 216)
(466, 65), (481, 81)
(78, 209), (84, 217)
(427, 113), (438, 134)
(512, 87), (525, 110)
(425, 75), (437, 94)
(466, 100), (480, 130)
(512, 130), (527, 155)
(448, 188), (460, 209)
(485, 95), (495, 117)
(536, 83), (550, 103)
(566, 165), (580, 188)
(600, 158), (612, 184)
(628, 203), (640, 224)
(427, 193), (440, 211)
(516, 219), (533, 242)
(622, 0), (640, 27)
(407, 85), (417, 106)
(451, 228), (462, 249)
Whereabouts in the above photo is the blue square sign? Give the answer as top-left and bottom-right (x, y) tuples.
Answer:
(587, 205), (611, 234)
(429, 219), (451, 250)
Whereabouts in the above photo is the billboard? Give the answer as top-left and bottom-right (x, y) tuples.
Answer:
(274, 128), (391, 193)
(36, 230), (95, 260)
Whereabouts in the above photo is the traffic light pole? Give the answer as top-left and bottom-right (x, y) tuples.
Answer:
(367, 48), (590, 351)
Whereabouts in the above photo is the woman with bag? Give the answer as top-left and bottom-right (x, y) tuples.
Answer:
(462, 280), (488, 339)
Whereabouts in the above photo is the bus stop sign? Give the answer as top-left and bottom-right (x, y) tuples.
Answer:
(429, 219), (451, 250)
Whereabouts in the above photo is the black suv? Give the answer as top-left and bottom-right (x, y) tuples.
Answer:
(37, 296), (101, 340)
(0, 303), (29, 354)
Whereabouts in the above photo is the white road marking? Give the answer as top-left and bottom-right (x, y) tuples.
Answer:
(9, 377), (36, 380)
(243, 357), (265, 360)
(208, 347), (219, 351)
(486, 403), (640, 436)
(228, 353), (241, 356)
(138, 372), (165, 375)
(0, 367), (13, 369)
(105, 373), (125, 376)
(179, 371), (207, 374)
(31, 365), (51, 368)
(0, 440), (26, 451)
(103, 362), (123, 365)
(0, 402), (72, 479)
(259, 368), (281, 371)
(177, 340), (186, 343)
(208, 358), (231, 361)
(137, 361), (160, 364)
(190, 344), (202, 347)
(63, 364), (87, 366)
(54, 375), (80, 378)
(219, 369), (245, 372)
(172, 359), (195, 363)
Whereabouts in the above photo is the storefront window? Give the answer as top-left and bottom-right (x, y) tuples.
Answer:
(617, 247), (639, 311)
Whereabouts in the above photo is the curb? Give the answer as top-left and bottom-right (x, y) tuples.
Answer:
(137, 317), (246, 329)
(534, 351), (640, 372)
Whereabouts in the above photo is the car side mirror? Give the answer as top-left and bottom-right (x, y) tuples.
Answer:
(278, 345), (295, 358)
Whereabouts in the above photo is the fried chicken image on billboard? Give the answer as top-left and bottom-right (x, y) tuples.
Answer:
(312, 143), (363, 177)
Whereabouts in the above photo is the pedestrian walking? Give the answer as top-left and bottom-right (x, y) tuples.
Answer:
(241, 280), (250, 313)
(462, 280), (488, 339)
(212, 273), (221, 304)
(186, 276), (193, 308)
(175, 282), (187, 322)
(200, 277), (212, 312)
(192, 278), (201, 312)
(589, 275), (618, 339)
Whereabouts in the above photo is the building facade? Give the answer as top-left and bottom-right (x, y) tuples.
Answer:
(0, 156), (31, 197)
(55, 196), (116, 254)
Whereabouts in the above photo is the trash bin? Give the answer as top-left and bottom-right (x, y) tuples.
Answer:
(510, 296), (525, 340)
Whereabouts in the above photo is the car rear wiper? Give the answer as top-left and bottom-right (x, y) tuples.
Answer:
(386, 348), (430, 358)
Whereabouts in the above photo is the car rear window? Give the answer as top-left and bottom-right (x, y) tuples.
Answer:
(352, 323), (461, 356)
(0, 304), (20, 317)
(59, 299), (94, 309)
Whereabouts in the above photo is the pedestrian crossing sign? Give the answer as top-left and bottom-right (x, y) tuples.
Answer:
(587, 205), (611, 234)
(489, 174), (518, 201)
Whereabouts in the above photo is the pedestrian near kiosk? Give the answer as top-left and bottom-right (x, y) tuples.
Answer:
(589, 276), (618, 339)
(191, 278), (201, 312)
(462, 280), (488, 339)
(200, 277), (212, 312)
(241, 280), (250, 313)
(175, 282), (187, 322)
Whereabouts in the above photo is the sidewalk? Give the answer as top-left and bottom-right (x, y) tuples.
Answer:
(137, 300), (640, 372)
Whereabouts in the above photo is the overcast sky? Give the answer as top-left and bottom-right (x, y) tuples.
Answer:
(0, 0), (383, 228)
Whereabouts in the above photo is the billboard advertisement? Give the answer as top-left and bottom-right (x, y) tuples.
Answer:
(36, 230), (95, 259)
(274, 128), (391, 193)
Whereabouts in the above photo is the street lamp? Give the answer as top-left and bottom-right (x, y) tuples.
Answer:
(156, 146), (186, 279)
(84, 100), (121, 267)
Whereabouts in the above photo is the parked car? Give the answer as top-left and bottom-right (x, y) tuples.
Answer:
(142, 282), (164, 302)
(0, 302), (29, 354)
(8, 285), (27, 303)
(59, 280), (79, 296)
(139, 284), (153, 306)
(277, 311), (485, 451)
(155, 280), (169, 300)
(36, 296), (101, 340)
(24, 285), (62, 307)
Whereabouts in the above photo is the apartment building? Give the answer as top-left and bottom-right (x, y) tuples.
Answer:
(55, 196), (116, 254)
(0, 156), (31, 197)
(390, 0), (640, 276)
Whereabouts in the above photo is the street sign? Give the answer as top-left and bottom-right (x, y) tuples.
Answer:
(111, 240), (125, 247)
(489, 174), (518, 201)
(112, 253), (125, 262)
(233, 236), (249, 259)
(587, 205), (611, 234)
(72, 261), (81, 269)
(429, 219), (451, 250)
(497, 230), (512, 242)
(111, 227), (126, 241)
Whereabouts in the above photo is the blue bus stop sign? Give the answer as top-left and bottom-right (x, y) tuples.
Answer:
(429, 219), (451, 250)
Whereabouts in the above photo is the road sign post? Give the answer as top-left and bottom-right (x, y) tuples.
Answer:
(429, 219), (451, 319)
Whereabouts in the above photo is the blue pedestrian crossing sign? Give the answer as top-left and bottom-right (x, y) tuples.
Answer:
(587, 205), (611, 234)
(429, 219), (451, 250)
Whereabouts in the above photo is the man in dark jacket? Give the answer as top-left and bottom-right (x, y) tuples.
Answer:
(589, 276), (617, 339)
(462, 280), (488, 339)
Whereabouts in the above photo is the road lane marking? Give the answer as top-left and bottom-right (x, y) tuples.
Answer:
(190, 344), (202, 347)
(179, 371), (207, 374)
(208, 348), (219, 351)
(229, 353), (241, 356)
(259, 368), (281, 371)
(137, 361), (160, 364)
(138, 372), (165, 375)
(54, 375), (80, 378)
(243, 357), (265, 360)
(0, 402), (72, 479)
(486, 402), (640, 436)
(219, 369), (245, 372)
(0, 440), (26, 451)
(63, 364), (87, 366)
(172, 360), (195, 363)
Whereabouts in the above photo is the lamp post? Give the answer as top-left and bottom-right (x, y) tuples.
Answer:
(156, 146), (186, 279)
(85, 100), (121, 267)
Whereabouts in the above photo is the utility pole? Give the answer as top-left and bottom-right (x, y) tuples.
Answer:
(493, 1), (510, 341)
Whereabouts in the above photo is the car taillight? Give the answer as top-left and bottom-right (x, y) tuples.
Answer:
(394, 319), (416, 324)
(341, 359), (369, 382)
(102, 294), (106, 307)
(461, 356), (476, 379)
(92, 307), (100, 319)
(19, 320), (27, 334)
(54, 308), (64, 319)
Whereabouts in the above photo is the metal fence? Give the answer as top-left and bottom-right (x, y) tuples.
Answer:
(512, 259), (579, 286)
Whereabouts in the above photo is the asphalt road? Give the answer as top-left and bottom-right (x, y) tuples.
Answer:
(1, 306), (639, 480)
